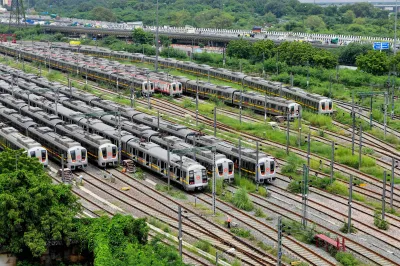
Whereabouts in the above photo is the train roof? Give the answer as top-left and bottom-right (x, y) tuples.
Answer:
(34, 126), (81, 148)
(0, 124), (42, 149)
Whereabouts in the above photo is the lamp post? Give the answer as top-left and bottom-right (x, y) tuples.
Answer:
(155, 0), (160, 72)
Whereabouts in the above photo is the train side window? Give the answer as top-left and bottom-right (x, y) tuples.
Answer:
(161, 161), (165, 170)
(102, 148), (107, 159)
(138, 150), (144, 158)
(176, 168), (181, 179)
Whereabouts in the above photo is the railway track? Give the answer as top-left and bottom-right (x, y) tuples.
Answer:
(334, 100), (400, 139)
(275, 173), (400, 229)
(80, 167), (280, 266)
(46, 77), (400, 209)
(51, 169), (212, 266)
(268, 176), (400, 251)
(226, 185), (400, 266)
(194, 194), (336, 266)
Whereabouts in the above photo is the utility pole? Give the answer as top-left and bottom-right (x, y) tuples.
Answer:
(384, 92), (388, 138)
(358, 124), (362, 170)
(286, 113), (290, 155)
(213, 107), (217, 137)
(155, 0), (160, 72)
(391, 157), (395, 209)
(118, 112), (122, 167)
(147, 73), (151, 109)
(351, 92), (355, 155)
(212, 146), (216, 215)
(264, 93), (267, 124)
(157, 110), (160, 131)
(395, 0), (398, 56)
(382, 170), (387, 220)
(130, 82), (134, 109)
(298, 106), (302, 148)
(256, 141), (259, 183)
(240, 79), (243, 124)
(178, 206), (182, 259)
(167, 144), (170, 191)
(330, 141), (334, 184)
(238, 138), (242, 179)
(301, 164), (308, 228)
(196, 77), (199, 127)
(306, 62), (309, 88)
(61, 153), (65, 182)
(348, 175), (353, 234)
(329, 75), (332, 99)
(307, 132), (310, 168)
(290, 72), (294, 88)
(277, 216), (283, 266)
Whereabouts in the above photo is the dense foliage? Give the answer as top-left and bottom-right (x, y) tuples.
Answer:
(27, 0), (395, 37)
(0, 149), (81, 258)
(74, 215), (187, 266)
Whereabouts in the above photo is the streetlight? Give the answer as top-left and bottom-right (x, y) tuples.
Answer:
(216, 248), (235, 265)
(155, 0), (160, 72)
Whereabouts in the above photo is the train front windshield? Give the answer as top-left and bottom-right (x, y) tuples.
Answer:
(71, 150), (76, 162)
(81, 149), (87, 161)
(112, 146), (117, 158)
(189, 170), (194, 185)
(259, 162), (265, 175)
(202, 169), (207, 183)
(270, 160), (275, 173)
(329, 101), (333, 110)
(321, 102), (326, 110)
(172, 84), (176, 91)
(228, 162), (233, 174)
(41, 150), (46, 162)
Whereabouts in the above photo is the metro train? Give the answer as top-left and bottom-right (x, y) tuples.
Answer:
(0, 105), (87, 170)
(42, 44), (332, 114)
(0, 81), (207, 191)
(0, 73), (235, 182)
(0, 67), (275, 183)
(0, 122), (48, 167)
(0, 86), (119, 168)
(0, 44), (300, 119)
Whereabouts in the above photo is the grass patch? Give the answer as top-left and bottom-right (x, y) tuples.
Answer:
(195, 240), (216, 256)
(230, 227), (252, 239)
(254, 207), (266, 218)
(148, 217), (171, 233)
(339, 221), (357, 234)
(335, 251), (362, 266)
(231, 188), (254, 211)
(282, 220), (317, 244)
(374, 211), (389, 230)
(155, 184), (188, 200)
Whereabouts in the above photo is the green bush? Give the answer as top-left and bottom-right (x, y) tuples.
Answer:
(374, 211), (389, 230)
(335, 252), (360, 266)
(339, 221), (357, 234)
(230, 227), (251, 238)
(287, 180), (302, 193)
(195, 240), (212, 253)
(231, 188), (254, 211)
(254, 207), (266, 218)
(281, 154), (304, 174)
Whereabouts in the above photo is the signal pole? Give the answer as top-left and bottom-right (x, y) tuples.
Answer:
(277, 216), (283, 266)
(348, 175), (353, 234)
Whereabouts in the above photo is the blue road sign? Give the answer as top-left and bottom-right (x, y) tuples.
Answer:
(373, 42), (390, 50)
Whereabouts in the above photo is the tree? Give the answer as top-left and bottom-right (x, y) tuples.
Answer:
(305, 15), (326, 31)
(0, 149), (81, 258)
(356, 50), (389, 75)
(342, 10), (355, 24)
(74, 215), (186, 265)
(277, 41), (314, 66)
(226, 39), (253, 59)
(252, 39), (275, 60)
(312, 49), (338, 69)
(90, 7), (117, 22)
(132, 28), (153, 45)
(338, 43), (372, 65)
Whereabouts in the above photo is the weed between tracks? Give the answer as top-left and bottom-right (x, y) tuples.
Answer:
(155, 184), (188, 200)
